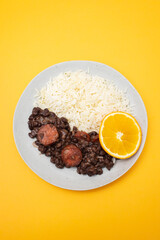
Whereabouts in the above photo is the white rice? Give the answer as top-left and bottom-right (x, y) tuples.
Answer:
(34, 70), (131, 132)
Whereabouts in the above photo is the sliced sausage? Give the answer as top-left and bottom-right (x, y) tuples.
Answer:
(61, 144), (82, 167)
(37, 124), (59, 146)
(74, 131), (90, 142)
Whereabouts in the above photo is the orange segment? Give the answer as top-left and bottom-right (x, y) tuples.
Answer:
(99, 112), (142, 159)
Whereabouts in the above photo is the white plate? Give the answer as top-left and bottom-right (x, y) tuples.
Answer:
(13, 61), (148, 191)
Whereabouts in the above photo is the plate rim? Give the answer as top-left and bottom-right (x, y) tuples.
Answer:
(13, 60), (148, 191)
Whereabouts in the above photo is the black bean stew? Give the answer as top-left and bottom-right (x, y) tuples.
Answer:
(28, 107), (115, 176)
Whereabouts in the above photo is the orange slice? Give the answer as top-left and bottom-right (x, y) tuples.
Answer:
(99, 112), (142, 159)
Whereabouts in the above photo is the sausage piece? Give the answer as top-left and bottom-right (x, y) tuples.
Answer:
(74, 131), (90, 142)
(61, 144), (82, 167)
(37, 124), (59, 146)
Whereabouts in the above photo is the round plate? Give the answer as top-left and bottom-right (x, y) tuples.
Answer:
(13, 61), (148, 191)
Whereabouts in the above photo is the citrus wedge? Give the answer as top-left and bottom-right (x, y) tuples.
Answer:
(99, 112), (142, 159)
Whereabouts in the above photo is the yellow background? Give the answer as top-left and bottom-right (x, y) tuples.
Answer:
(0, 0), (160, 239)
